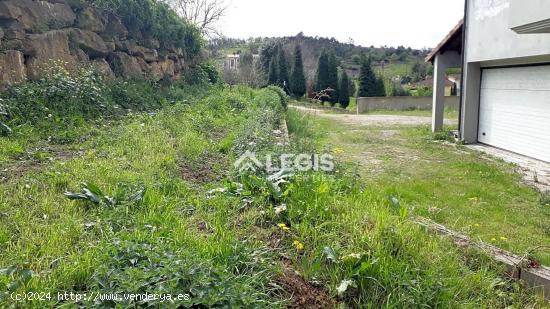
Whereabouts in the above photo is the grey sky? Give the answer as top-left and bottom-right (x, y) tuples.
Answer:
(221, 0), (465, 49)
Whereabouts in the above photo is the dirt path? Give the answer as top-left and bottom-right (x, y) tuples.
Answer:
(290, 105), (457, 126)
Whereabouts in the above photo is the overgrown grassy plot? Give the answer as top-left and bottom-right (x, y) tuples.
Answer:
(298, 110), (550, 265)
(0, 86), (287, 307)
(0, 79), (547, 308)
(281, 109), (546, 307)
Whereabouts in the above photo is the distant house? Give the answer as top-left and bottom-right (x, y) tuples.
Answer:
(427, 0), (550, 163)
(224, 54), (260, 71)
(446, 74), (461, 96)
(224, 54), (240, 71)
(411, 76), (458, 96)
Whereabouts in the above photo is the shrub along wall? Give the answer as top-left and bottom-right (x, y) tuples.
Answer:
(0, 0), (204, 85)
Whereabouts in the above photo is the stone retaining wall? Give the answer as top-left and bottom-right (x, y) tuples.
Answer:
(0, 0), (189, 85)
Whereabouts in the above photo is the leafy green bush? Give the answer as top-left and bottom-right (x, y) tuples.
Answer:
(184, 65), (211, 85)
(385, 80), (410, 97)
(266, 85), (289, 110)
(0, 62), (165, 139)
(107, 78), (164, 111)
(0, 59), (220, 140)
(199, 61), (221, 84)
(237, 101), (281, 148)
(432, 131), (452, 141)
(165, 80), (211, 103)
(413, 86), (433, 97)
(91, 0), (203, 56)
(2, 61), (108, 124)
(183, 62), (221, 86)
(0, 99), (10, 136)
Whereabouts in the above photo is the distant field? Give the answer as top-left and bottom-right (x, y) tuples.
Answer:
(373, 62), (412, 78)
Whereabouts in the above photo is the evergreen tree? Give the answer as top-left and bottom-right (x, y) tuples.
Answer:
(289, 45), (306, 97)
(338, 71), (350, 108)
(358, 57), (377, 97)
(277, 47), (289, 92)
(259, 42), (279, 76)
(349, 79), (357, 97)
(268, 56), (279, 85)
(376, 76), (386, 97)
(315, 50), (330, 93)
(327, 52), (339, 105)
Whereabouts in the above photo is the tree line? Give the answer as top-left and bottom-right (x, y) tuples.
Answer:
(262, 44), (307, 98)
(262, 46), (389, 109)
(216, 33), (429, 66)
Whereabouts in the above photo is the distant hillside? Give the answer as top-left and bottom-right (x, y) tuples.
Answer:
(209, 33), (432, 86)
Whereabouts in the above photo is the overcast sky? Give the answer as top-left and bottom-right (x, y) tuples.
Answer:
(221, 0), (465, 49)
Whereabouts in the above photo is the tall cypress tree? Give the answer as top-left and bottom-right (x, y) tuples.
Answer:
(290, 45), (306, 97)
(358, 57), (377, 97)
(315, 50), (329, 93)
(260, 43), (278, 77)
(277, 47), (289, 92)
(376, 76), (387, 97)
(327, 52), (339, 105)
(268, 56), (279, 86)
(339, 71), (350, 108)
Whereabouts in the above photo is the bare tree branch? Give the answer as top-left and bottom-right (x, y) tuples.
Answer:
(162, 0), (229, 38)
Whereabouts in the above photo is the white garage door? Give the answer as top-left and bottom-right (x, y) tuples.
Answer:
(478, 65), (550, 163)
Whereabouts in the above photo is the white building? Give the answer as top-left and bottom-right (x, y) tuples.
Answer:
(428, 0), (550, 163)
(225, 54), (240, 71)
(224, 54), (260, 71)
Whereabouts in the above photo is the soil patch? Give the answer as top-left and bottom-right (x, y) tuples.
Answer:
(276, 264), (334, 309)
(179, 152), (227, 184)
(0, 147), (82, 182)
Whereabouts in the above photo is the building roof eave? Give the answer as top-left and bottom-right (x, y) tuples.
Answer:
(425, 19), (464, 63)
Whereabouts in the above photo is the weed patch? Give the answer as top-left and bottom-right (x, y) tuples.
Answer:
(0, 85), (289, 308)
(432, 130), (453, 141)
(82, 239), (275, 308)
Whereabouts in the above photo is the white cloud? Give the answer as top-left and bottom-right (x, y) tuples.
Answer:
(220, 0), (465, 49)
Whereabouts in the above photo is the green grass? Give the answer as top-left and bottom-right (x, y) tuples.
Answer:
(0, 85), (286, 307)
(283, 109), (546, 307)
(297, 109), (550, 266)
(0, 84), (547, 307)
(0, 138), (26, 164)
(347, 97), (357, 111)
(366, 106), (459, 120)
(374, 62), (411, 79)
(290, 98), (458, 121)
